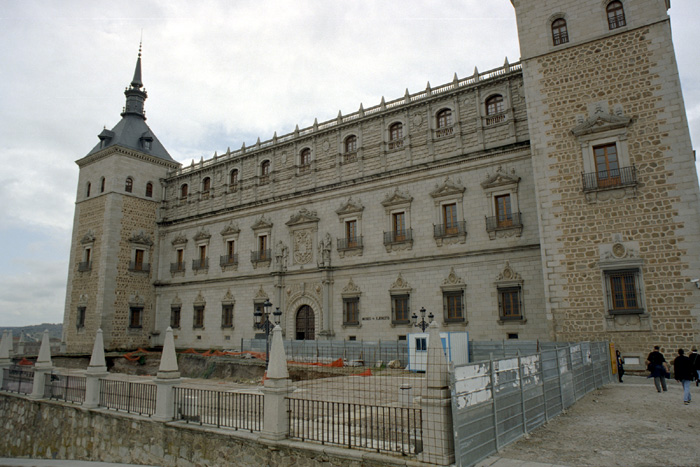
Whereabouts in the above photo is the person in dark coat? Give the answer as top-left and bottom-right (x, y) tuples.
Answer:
(673, 349), (694, 405)
(616, 349), (625, 383)
(689, 348), (700, 387)
(646, 345), (668, 392)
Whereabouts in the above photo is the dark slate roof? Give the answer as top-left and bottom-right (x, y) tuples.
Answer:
(85, 115), (175, 162)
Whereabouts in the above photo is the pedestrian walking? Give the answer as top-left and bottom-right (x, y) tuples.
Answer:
(646, 345), (669, 392)
(616, 349), (625, 383)
(689, 348), (700, 387)
(673, 349), (694, 405)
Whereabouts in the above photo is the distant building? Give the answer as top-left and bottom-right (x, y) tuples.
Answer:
(63, 0), (699, 367)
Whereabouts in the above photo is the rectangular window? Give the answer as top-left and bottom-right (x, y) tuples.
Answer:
(495, 194), (513, 227)
(170, 307), (181, 329)
(176, 249), (184, 270)
(606, 270), (643, 314)
(129, 307), (143, 328)
(259, 235), (268, 260)
(594, 143), (621, 188)
(392, 294), (410, 324)
(134, 249), (144, 271)
(222, 304), (234, 328)
(346, 220), (357, 247)
(199, 245), (207, 262)
(227, 240), (235, 258)
(77, 306), (86, 329)
(443, 203), (458, 234)
(343, 298), (359, 325)
(499, 288), (522, 320)
(443, 291), (464, 322)
(392, 212), (406, 241)
(193, 306), (205, 328)
(415, 337), (427, 352)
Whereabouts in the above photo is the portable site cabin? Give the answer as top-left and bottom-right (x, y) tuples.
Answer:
(407, 331), (469, 372)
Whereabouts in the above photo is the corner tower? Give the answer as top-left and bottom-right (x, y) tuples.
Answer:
(62, 46), (180, 353)
(511, 0), (700, 360)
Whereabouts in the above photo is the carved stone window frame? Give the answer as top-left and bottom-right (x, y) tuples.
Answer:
(220, 223), (240, 272)
(251, 216), (273, 269)
(389, 274), (412, 327)
(481, 168), (523, 240)
(382, 188), (413, 252)
(79, 230), (95, 273)
(572, 106), (635, 203)
(221, 289), (235, 330)
(336, 198), (364, 258)
(253, 286), (269, 330)
(296, 147), (314, 176)
(441, 268), (467, 325)
(170, 233), (188, 277)
(193, 291), (206, 330)
(432, 102), (456, 140)
(170, 295), (182, 330)
(430, 178), (467, 246)
(599, 239), (650, 332)
(495, 262), (526, 324)
(480, 87), (512, 128)
(385, 118), (407, 152)
(128, 293), (145, 330)
(128, 231), (153, 274)
(341, 278), (362, 328)
(192, 228), (211, 274)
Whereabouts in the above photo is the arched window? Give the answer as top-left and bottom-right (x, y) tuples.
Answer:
(552, 18), (569, 46)
(389, 123), (403, 150)
(300, 148), (311, 167)
(86, 182), (91, 197)
(201, 177), (211, 199)
(180, 184), (188, 200)
(486, 95), (504, 116)
(230, 169), (239, 191)
(125, 177), (133, 193)
(145, 182), (153, 198)
(100, 177), (105, 193)
(436, 109), (452, 129)
(607, 1), (626, 29)
(345, 135), (357, 153)
(260, 160), (271, 184)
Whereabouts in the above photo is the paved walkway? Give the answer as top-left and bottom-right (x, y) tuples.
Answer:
(475, 458), (568, 467)
(0, 461), (158, 467)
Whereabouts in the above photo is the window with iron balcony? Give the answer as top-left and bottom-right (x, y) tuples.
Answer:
(582, 143), (637, 192)
(485, 95), (506, 126)
(388, 123), (404, 150)
(435, 109), (454, 138)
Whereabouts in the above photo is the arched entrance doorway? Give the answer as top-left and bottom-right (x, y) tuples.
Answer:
(295, 305), (315, 340)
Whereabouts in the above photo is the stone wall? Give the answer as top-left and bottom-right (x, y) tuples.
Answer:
(0, 394), (426, 467)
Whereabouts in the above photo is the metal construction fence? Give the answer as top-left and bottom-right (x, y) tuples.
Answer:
(1, 366), (34, 395)
(287, 397), (422, 456)
(99, 379), (156, 416)
(451, 341), (613, 467)
(173, 386), (264, 432)
(44, 373), (86, 404)
(241, 338), (408, 367)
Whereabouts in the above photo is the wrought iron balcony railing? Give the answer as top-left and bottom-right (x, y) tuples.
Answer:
(251, 249), (272, 263)
(383, 228), (413, 245)
(582, 165), (637, 192)
(170, 262), (186, 273)
(485, 212), (523, 232)
(192, 258), (209, 270)
(128, 262), (150, 272)
(433, 221), (467, 238)
(78, 261), (92, 272)
(219, 254), (239, 266)
(337, 236), (363, 250)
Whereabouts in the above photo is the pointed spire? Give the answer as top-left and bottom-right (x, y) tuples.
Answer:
(313, 118), (319, 131)
(121, 42), (148, 120)
(273, 131), (278, 143)
(473, 66), (480, 81)
(504, 57), (510, 72)
(380, 96), (386, 110)
(337, 110), (343, 123)
(453, 72), (459, 84)
(87, 329), (107, 374)
(358, 103), (365, 117)
(294, 124), (300, 136)
(426, 81), (432, 96)
(256, 137), (261, 147)
(35, 330), (53, 370)
(157, 327), (180, 379)
(404, 88), (410, 104)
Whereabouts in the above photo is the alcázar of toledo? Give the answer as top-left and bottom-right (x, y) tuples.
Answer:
(62, 0), (699, 370)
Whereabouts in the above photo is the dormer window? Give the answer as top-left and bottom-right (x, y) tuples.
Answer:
(552, 18), (569, 46)
(125, 177), (133, 193)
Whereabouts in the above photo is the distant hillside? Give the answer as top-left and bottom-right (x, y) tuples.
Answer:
(0, 323), (62, 341)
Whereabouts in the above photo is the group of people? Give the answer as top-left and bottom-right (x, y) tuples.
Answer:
(616, 346), (700, 405)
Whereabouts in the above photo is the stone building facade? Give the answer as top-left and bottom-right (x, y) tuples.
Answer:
(63, 0), (699, 367)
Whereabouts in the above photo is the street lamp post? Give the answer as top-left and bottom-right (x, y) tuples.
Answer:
(254, 299), (282, 365)
(412, 307), (434, 332)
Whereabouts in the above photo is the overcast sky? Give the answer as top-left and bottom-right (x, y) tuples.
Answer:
(0, 1), (698, 328)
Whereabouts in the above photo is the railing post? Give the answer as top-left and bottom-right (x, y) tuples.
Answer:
(261, 325), (295, 441)
(154, 327), (182, 422)
(418, 322), (455, 465)
(30, 330), (53, 400)
(85, 329), (109, 408)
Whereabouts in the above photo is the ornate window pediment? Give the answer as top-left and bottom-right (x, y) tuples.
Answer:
(220, 223), (240, 237)
(193, 228), (211, 242)
(193, 290), (206, 306)
(571, 110), (632, 137)
(251, 215), (273, 231)
(222, 289), (235, 305)
(336, 198), (364, 218)
(171, 233), (188, 246)
(81, 230), (96, 245)
(286, 208), (320, 226)
(496, 261), (523, 285)
(441, 267), (466, 292)
(254, 285), (269, 301)
(128, 292), (145, 307)
(381, 188), (413, 209)
(342, 278), (362, 297)
(481, 168), (521, 191)
(171, 294), (182, 307)
(128, 230), (153, 246)
(389, 273), (412, 293)
(430, 177), (466, 200)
